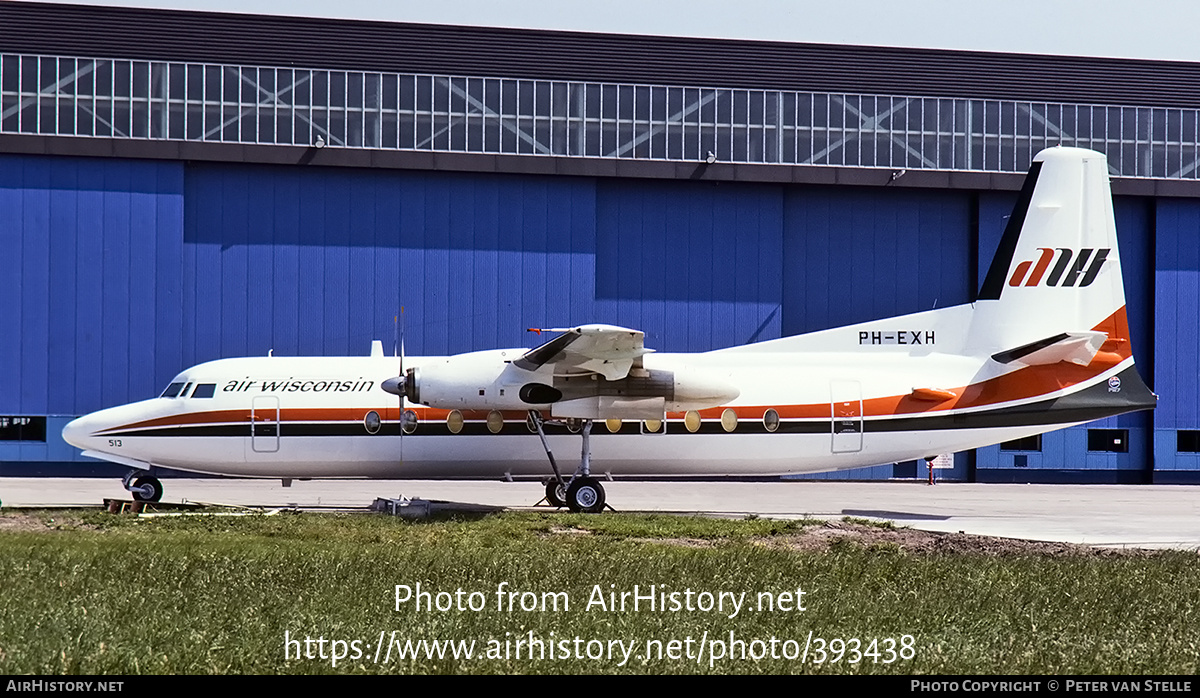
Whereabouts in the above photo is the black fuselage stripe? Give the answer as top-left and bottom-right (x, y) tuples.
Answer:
(93, 408), (1124, 438)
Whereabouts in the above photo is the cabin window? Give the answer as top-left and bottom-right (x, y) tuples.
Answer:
(447, 410), (464, 434)
(401, 410), (419, 435)
(763, 409), (780, 433)
(606, 418), (622, 433)
(191, 383), (216, 398)
(642, 419), (663, 434)
(486, 410), (504, 434)
(160, 382), (186, 398)
(684, 410), (702, 433)
(363, 410), (382, 434)
(721, 408), (738, 432)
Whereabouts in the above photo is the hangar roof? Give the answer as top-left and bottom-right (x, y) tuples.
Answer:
(3, 1), (1199, 109)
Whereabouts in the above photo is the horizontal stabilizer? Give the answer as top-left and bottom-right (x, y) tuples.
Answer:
(990, 331), (1106, 367)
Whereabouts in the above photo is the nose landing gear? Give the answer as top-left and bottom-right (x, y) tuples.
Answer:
(122, 470), (163, 502)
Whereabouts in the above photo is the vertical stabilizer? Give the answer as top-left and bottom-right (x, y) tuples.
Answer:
(972, 147), (1129, 354)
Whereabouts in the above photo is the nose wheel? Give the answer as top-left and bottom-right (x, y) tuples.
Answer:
(122, 470), (163, 502)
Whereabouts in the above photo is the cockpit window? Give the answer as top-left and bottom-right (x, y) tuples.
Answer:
(191, 383), (216, 398)
(160, 382), (186, 398)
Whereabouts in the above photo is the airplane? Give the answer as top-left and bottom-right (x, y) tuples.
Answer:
(62, 147), (1157, 513)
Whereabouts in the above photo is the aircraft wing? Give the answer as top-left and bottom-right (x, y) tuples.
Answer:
(513, 324), (653, 380)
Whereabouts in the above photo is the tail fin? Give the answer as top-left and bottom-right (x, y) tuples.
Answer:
(972, 147), (1130, 356)
(717, 146), (1139, 367)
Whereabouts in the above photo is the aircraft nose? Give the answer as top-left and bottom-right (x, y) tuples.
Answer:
(61, 414), (97, 450)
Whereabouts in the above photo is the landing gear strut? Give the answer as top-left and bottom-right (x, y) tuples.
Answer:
(529, 411), (608, 514)
(123, 470), (163, 502)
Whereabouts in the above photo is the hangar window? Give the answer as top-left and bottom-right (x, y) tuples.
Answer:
(1177, 431), (1200, 452)
(1087, 429), (1128, 453)
(191, 383), (216, 398)
(1000, 435), (1042, 451)
(0, 416), (46, 442)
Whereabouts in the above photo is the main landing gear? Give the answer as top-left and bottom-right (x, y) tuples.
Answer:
(122, 469), (163, 502)
(529, 410), (608, 514)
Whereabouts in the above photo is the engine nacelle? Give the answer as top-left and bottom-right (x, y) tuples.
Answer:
(401, 350), (740, 419)
(405, 350), (538, 410)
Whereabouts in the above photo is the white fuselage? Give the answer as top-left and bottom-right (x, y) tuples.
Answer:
(61, 346), (1126, 480)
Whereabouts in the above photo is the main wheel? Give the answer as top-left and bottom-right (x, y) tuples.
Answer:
(131, 476), (163, 503)
(565, 477), (605, 514)
(545, 479), (567, 508)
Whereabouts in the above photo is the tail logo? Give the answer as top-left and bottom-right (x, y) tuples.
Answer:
(1008, 247), (1110, 288)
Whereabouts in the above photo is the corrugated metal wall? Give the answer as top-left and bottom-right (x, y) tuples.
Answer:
(1154, 199), (1200, 479)
(782, 187), (972, 335)
(0, 154), (184, 466)
(0, 153), (1180, 479)
(595, 179), (783, 352)
(183, 164), (598, 360)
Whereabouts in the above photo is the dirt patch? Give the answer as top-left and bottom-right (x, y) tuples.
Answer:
(754, 519), (1163, 557)
(0, 511), (98, 532)
(548, 526), (592, 536)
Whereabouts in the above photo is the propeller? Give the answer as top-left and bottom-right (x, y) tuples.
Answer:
(382, 311), (406, 397)
(382, 310), (412, 442)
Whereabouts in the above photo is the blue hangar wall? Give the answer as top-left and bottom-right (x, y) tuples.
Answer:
(0, 152), (1190, 481)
